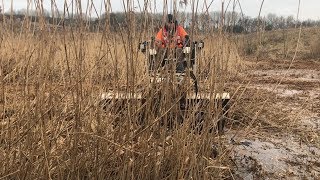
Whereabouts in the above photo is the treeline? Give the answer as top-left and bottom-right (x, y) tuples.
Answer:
(1, 9), (320, 33)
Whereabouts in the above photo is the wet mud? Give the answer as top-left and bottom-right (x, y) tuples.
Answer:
(228, 59), (320, 179)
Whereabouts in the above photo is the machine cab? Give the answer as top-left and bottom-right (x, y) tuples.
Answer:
(138, 36), (204, 75)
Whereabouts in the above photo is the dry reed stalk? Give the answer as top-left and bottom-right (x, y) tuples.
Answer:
(0, 0), (255, 179)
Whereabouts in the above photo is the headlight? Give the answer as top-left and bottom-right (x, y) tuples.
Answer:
(183, 47), (191, 54)
(198, 41), (204, 49)
(149, 49), (157, 55)
(139, 42), (146, 51)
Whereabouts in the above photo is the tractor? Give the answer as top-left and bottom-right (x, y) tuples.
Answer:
(101, 35), (230, 134)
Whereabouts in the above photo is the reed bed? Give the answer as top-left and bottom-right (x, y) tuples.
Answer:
(0, 0), (256, 179)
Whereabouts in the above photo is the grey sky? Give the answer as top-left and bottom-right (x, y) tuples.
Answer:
(1, 0), (319, 20)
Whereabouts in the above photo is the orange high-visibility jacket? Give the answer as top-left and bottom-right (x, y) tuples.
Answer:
(155, 25), (188, 48)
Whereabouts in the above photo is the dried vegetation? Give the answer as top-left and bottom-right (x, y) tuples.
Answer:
(1, 0), (319, 179)
(0, 1), (244, 179)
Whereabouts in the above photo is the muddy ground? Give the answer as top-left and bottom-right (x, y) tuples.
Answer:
(226, 58), (320, 179)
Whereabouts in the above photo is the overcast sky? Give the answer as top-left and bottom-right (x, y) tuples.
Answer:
(1, 0), (319, 20)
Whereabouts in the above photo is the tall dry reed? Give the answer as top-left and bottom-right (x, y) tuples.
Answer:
(0, 0), (247, 179)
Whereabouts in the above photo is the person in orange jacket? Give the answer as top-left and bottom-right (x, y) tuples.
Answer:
(155, 14), (188, 49)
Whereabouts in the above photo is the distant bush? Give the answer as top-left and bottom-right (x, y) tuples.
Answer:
(310, 37), (320, 59)
(245, 44), (257, 55)
(243, 39), (257, 55)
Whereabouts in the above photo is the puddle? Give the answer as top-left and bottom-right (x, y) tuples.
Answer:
(250, 84), (303, 97)
(300, 117), (320, 130)
(226, 132), (320, 179)
(251, 69), (320, 82)
(249, 84), (320, 99)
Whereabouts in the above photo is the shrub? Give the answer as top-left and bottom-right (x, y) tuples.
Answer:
(310, 37), (320, 59)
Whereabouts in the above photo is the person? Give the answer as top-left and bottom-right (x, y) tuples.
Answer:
(151, 14), (189, 73)
(155, 14), (188, 49)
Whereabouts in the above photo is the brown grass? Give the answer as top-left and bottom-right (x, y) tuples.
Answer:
(310, 36), (320, 59)
(2, 1), (319, 179)
(236, 27), (320, 60)
(0, 3), (246, 179)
